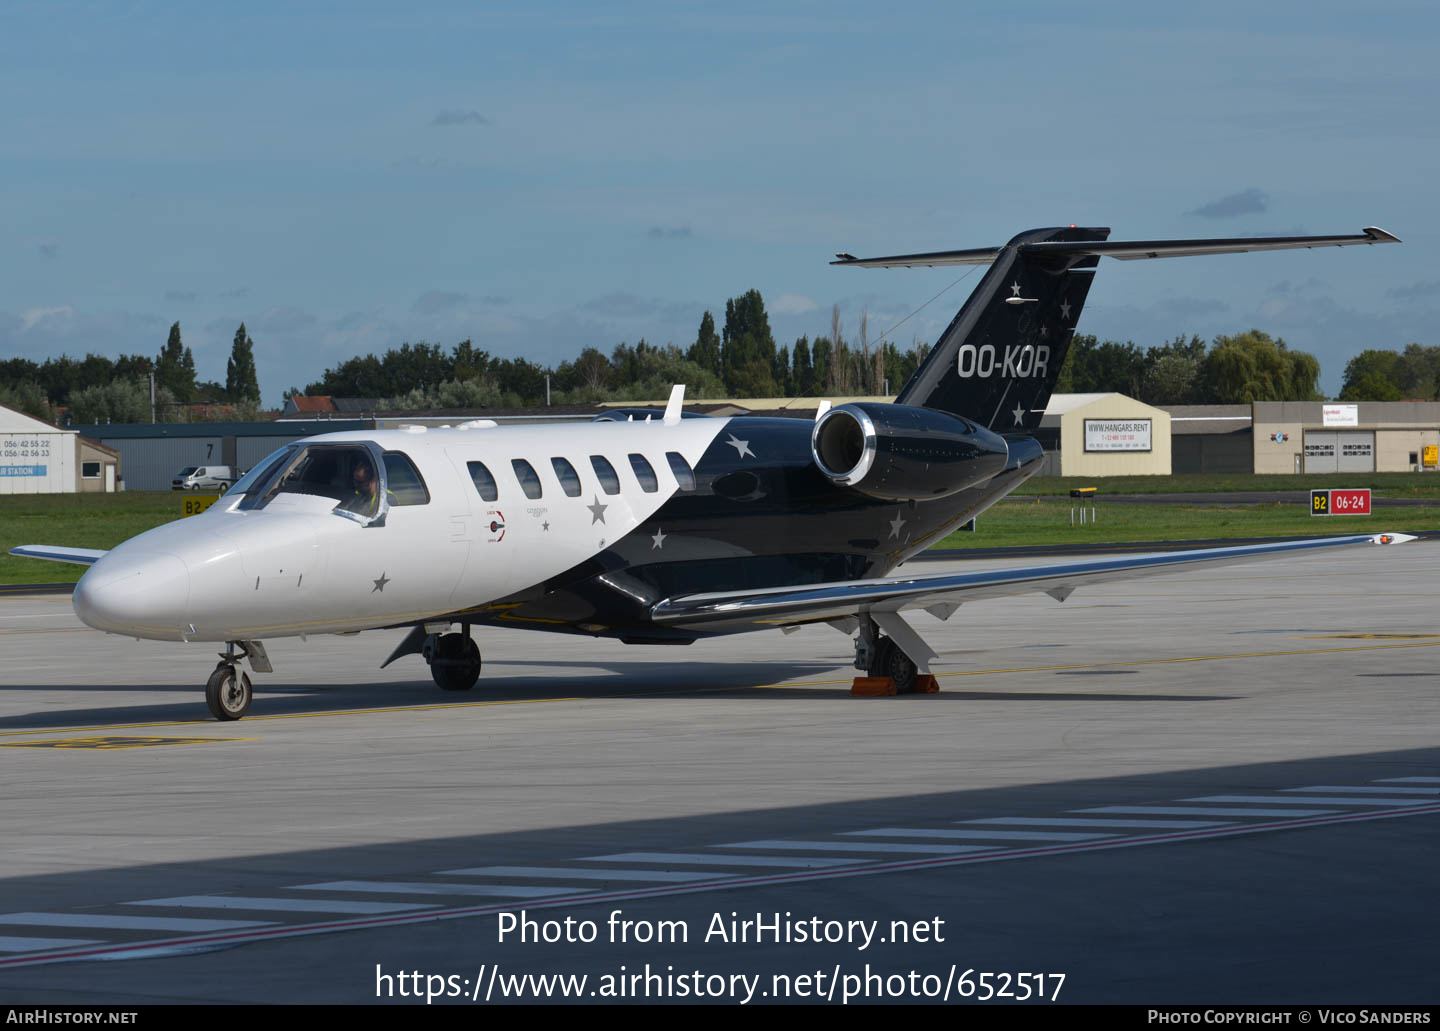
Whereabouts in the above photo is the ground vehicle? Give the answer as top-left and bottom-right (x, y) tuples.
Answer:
(171, 466), (236, 491)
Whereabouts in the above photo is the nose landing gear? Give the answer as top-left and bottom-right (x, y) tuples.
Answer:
(205, 641), (269, 720)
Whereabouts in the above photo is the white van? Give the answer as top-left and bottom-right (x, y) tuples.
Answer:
(172, 466), (236, 491)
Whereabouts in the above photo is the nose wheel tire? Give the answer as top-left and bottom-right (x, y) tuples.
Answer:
(206, 664), (253, 721)
(431, 633), (482, 692)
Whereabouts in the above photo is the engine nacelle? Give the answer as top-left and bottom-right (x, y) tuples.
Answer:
(810, 402), (1010, 501)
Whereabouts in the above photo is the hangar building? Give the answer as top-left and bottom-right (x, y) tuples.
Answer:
(0, 403), (121, 494)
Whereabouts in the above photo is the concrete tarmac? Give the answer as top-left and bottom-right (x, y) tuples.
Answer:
(0, 538), (1437, 1004)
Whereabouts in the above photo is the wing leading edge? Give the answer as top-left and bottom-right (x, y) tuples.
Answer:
(650, 533), (1415, 632)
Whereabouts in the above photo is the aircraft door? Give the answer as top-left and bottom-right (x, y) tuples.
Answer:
(447, 449), (516, 604)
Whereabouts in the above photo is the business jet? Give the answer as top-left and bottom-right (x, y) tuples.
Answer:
(13, 225), (1406, 720)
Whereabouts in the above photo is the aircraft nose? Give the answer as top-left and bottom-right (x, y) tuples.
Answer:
(74, 550), (191, 639)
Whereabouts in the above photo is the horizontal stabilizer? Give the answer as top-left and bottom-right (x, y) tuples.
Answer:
(651, 533), (1415, 631)
(9, 545), (108, 566)
(832, 227), (1399, 268)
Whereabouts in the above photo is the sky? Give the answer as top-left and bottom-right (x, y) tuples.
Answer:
(2, 1), (1437, 404)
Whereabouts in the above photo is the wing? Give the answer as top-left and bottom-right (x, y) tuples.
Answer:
(9, 545), (108, 566)
(650, 533), (1414, 632)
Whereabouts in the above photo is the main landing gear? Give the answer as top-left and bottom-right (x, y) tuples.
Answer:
(205, 640), (271, 721)
(853, 612), (938, 695)
(424, 628), (483, 692)
(379, 623), (484, 692)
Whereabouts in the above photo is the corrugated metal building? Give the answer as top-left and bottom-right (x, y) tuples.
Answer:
(71, 420), (370, 491)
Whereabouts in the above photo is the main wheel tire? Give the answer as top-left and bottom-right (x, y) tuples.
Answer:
(205, 664), (253, 720)
(870, 636), (919, 693)
(431, 633), (482, 692)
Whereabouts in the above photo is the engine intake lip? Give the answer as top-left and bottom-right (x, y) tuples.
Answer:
(811, 405), (878, 485)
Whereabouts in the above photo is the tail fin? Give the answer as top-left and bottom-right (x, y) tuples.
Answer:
(892, 226), (1107, 432)
(834, 224), (1397, 431)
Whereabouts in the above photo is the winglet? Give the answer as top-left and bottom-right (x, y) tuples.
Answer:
(662, 384), (686, 426)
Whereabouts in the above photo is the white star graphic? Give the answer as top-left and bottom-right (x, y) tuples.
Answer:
(1013, 404), (1026, 425)
(1040, 324), (1048, 338)
(1010, 281), (1022, 297)
(888, 513), (906, 539)
(726, 434), (755, 459)
(587, 495), (608, 524)
(651, 528), (667, 549)
(1060, 300), (1072, 320)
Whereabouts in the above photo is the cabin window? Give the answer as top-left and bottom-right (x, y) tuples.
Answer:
(467, 460), (499, 502)
(628, 453), (658, 493)
(590, 455), (621, 495)
(382, 451), (429, 506)
(551, 457), (582, 498)
(666, 452), (695, 491)
(512, 459), (543, 500)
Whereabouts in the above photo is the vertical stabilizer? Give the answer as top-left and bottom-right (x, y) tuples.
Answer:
(894, 226), (1108, 431)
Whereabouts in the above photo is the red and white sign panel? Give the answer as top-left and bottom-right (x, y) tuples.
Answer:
(1330, 488), (1371, 515)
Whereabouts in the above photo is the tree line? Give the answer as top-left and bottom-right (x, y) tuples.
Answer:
(301, 291), (932, 409)
(0, 323), (261, 424)
(2, 286), (1434, 423)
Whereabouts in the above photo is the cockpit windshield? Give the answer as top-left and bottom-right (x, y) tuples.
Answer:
(226, 446), (298, 499)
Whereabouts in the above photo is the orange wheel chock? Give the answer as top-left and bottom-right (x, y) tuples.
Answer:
(912, 674), (940, 694)
(851, 676), (897, 696)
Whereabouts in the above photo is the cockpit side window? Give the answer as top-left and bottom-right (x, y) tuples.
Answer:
(259, 443), (385, 519)
(382, 451), (429, 506)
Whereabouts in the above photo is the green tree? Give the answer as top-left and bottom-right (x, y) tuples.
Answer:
(721, 290), (776, 395)
(1338, 349), (1404, 401)
(156, 322), (196, 402)
(1199, 330), (1320, 403)
(687, 311), (721, 377)
(226, 323), (261, 404)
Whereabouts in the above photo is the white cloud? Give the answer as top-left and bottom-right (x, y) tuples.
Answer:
(771, 292), (818, 316)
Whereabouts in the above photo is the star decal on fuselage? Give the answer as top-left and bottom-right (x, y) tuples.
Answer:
(372, 572), (390, 593)
(888, 513), (906, 539)
(1013, 404), (1027, 425)
(726, 434), (755, 459)
(587, 496), (608, 524)
(651, 528), (667, 549)
(1060, 299), (1072, 320)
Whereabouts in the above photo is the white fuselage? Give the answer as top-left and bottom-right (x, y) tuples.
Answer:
(73, 419), (730, 642)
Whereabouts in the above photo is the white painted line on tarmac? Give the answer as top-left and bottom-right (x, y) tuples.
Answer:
(125, 896), (440, 915)
(0, 936), (102, 953)
(845, 828), (1115, 842)
(0, 913), (272, 932)
(5, 803), (1438, 972)
(1185, 795), (1423, 807)
(581, 853), (854, 869)
(294, 881), (573, 898)
(964, 817), (1231, 829)
(720, 840), (995, 855)
(441, 866), (728, 883)
(1076, 806), (1340, 818)
(1287, 785), (1440, 795)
